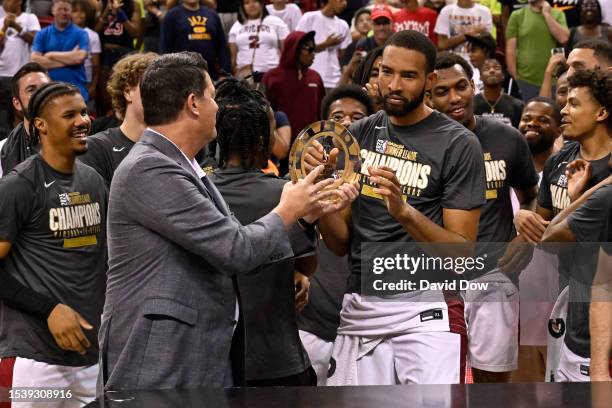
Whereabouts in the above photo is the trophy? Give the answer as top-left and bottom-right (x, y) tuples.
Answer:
(288, 121), (361, 202)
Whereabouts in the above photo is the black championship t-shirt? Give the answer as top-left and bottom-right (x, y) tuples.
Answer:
(473, 94), (525, 129)
(346, 110), (487, 293)
(566, 184), (612, 358)
(538, 142), (612, 216)
(472, 116), (538, 274)
(0, 155), (107, 366)
(78, 127), (135, 188)
(0, 123), (39, 177)
(212, 167), (314, 380)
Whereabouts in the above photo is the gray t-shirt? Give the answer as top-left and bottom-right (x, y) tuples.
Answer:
(0, 155), (107, 366)
(346, 110), (486, 293)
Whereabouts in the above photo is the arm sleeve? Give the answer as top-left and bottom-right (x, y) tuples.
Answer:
(340, 22), (351, 50)
(553, 9), (568, 28)
(295, 14), (308, 32)
(506, 10), (519, 39)
(482, 6), (494, 32)
(0, 174), (34, 242)
(434, 7), (450, 36)
(79, 30), (90, 52)
(28, 14), (41, 31)
(32, 30), (44, 53)
(441, 132), (487, 209)
(120, 156), (293, 275)
(91, 32), (102, 54)
(276, 18), (290, 41)
(509, 129), (539, 190)
(0, 265), (58, 318)
(567, 186), (611, 242)
(274, 111), (289, 128)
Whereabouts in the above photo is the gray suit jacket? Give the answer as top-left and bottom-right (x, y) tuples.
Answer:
(99, 129), (293, 390)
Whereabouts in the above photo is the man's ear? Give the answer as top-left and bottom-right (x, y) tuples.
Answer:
(12, 97), (22, 113)
(426, 71), (437, 91)
(123, 86), (133, 104)
(34, 117), (46, 137)
(186, 93), (199, 117)
(595, 106), (609, 125)
(470, 79), (476, 95)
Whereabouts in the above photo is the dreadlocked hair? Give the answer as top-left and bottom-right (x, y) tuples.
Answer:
(27, 82), (80, 145)
(215, 78), (272, 169)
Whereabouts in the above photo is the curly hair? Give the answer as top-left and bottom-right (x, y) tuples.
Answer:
(106, 52), (158, 119)
(567, 69), (612, 130)
(215, 78), (271, 169)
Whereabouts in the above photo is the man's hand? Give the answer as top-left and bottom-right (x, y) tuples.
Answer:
(320, 34), (343, 50)
(303, 139), (339, 174)
(302, 181), (359, 223)
(566, 159), (592, 202)
(369, 165), (407, 222)
(47, 304), (93, 355)
(498, 235), (535, 279)
(2, 13), (15, 31)
(545, 52), (566, 75)
(541, 0), (551, 16)
(364, 81), (380, 102)
(294, 271), (310, 312)
(110, 0), (124, 13)
(467, 24), (487, 36)
(514, 209), (550, 245)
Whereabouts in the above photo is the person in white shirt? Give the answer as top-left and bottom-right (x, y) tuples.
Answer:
(434, 0), (493, 62)
(266, 0), (302, 32)
(296, 0), (351, 90)
(229, 0), (290, 78)
(0, 0), (40, 130)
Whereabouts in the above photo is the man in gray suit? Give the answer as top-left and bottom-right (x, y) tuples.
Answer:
(99, 52), (350, 390)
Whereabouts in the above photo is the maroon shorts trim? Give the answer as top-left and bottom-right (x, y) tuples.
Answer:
(0, 357), (16, 408)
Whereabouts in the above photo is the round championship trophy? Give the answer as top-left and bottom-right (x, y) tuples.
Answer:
(288, 121), (361, 203)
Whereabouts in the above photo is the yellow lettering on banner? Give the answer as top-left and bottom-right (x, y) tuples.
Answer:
(63, 235), (98, 248)
(486, 189), (498, 200)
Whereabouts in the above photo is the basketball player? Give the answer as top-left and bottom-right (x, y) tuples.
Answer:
(0, 82), (107, 405)
(429, 51), (539, 383)
(310, 31), (486, 385)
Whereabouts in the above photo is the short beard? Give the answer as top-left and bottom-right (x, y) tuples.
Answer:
(381, 88), (425, 117)
(527, 134), (555, 155)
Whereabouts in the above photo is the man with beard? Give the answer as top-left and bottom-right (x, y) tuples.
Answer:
(78, 53), (157, 187)
(0, 62), (50, 176)
(313, 30), (486, 385)
(541, 69), (612, 382)
(429, 51), (539, 383)
(0, 82), (106, 404)
(510, 96), (563, 382)
(473, 56), (525, 128)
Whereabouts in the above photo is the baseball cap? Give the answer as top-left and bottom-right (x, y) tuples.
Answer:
(465, 32), (497, 55)
(371, 6), (394, 23)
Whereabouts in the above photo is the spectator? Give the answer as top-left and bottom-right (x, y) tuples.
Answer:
(342, 6), (392, 69)
(566, 39), (612, 79)
(477, 0), (502, 39)
(266, 0), (302, 32)
(72, 0), (101, 112)
(31, 0), (90, 101)
(467, 31), (521, 97)
(566, 0), (611, 53)
(505, 0), (569, 102)
(228, 0), (289, 79)
(473, 56), (525, 128)
(0, 0), (39, 132)
(142, 0), (167, 53)
(435, 0), (493, 63)
(217, 0), (240, 37)
(296, 0), (351, 91)
(500, 0), (527, 42)
(394, 0), (438, 44)
(160, 0), (230, 80)
(352, 46), (384, 111)
(262, 30), (325, 173)
(349, 7), (371, 42)
(553, 65), (569, 109)
(539, 51), (567, 105)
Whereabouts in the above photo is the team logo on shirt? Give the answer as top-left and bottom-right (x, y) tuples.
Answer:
(188, 16), (211, 40)
(49, 192), (102, 247)
(483, 152), (507, 200)
(360, 139), (431, 199)
(551, 174), (570, 214)
(394, 21), (430, 36)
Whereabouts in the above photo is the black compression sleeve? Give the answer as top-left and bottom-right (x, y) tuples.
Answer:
(0, 265), (59, 318)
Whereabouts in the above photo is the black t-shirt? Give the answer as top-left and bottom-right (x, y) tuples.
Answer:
(78, 127), (135, 188)
(100, 0), (136, 49)
(473, 94), (525, 129)
(216, 0), (240, 13)
(297, 239), (350, 342)
(565, 184), (612, 358)
(346, 110), (486, 293)
(0, 123), (39, 177)
(212, 167), (314, 380)
(472, 117), (538, 273)
(538, 142), (612, 215)
(0, 155), (107, 366)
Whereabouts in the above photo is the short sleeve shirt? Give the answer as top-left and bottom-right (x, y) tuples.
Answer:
(229, 16), (289, 73)
(434, 4), (493, 60)
(0, 12), (40, 76)
(0, 155), (107, 366)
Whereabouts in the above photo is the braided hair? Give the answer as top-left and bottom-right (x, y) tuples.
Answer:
(215, 78), (272, 169)
(27, 82), (81, 145)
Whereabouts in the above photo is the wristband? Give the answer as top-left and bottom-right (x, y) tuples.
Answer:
(0, 265), (59, 318)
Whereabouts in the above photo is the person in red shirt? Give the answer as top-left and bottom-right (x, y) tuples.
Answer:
(262, 30), (325, 175)
(393, 0), (438, 45)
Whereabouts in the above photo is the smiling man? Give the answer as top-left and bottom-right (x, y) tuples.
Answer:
(0, 82), (106, 405)
(430, 51), (538, 383)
